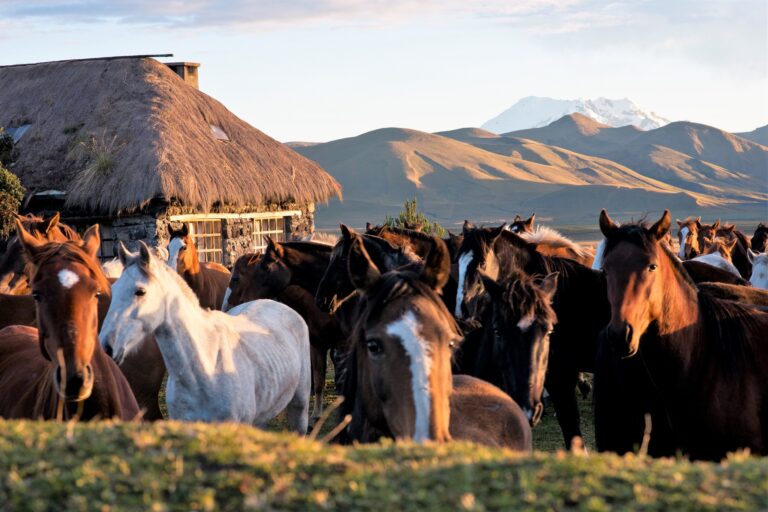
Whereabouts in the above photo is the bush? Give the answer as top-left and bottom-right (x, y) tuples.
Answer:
(0, 129), (12, 166)
(0, 164), (24, 238)
(384, 198), (446, 237)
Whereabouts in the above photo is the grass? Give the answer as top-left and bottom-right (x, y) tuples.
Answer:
(0, 420), (765, 511)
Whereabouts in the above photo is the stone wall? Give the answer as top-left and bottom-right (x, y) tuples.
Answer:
(73, 201), (316, 268)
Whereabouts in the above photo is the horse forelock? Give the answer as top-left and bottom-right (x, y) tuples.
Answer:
(503, 275), (557, 327)
(30, 241), (111, 295)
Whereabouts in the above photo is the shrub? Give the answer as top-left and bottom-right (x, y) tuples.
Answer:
(0, 164), (24, 238)
(384, 197), (446, 237)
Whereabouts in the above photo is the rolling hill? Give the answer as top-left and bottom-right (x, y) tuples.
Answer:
(737, 124), (768, 146)
(292, 125), (751, 230)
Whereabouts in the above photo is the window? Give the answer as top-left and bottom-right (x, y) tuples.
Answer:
(253, 216), (287, 253)
(98, 224), (117, 261)
(188, 219), (223, 264)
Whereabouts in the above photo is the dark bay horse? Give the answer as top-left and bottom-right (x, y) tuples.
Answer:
(598, 210), (768, 460)
(315, 225), (420, 315)
(508, 213), (536, 234)
(340, 234), (531, 449)
(0, 221), (139, 420)
(222, 238), (344, 421)
(453, 271), (558, 426)
(0, 212), (79, 294)
(455, 223), (609, 448)
(167, 224), (230, 310)
(752, 223), (768, 253)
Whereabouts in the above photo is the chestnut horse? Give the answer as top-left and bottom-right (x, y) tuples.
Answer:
(340, 235), (531, 449)
(598, 210), (768, 460)
(222, 238), (345, 422)
(676, 216), (702, 259)
(167, 224), (230, 310)
(0, 212), (79, 294)
(0, 221), (139, 420)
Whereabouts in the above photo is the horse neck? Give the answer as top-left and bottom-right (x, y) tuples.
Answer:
(651, 247), (702, 368)
(284, 247), (328, 292)
(493, 237), (529, 276)
(154, 271), (220, 384)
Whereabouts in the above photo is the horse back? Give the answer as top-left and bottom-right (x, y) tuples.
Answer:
(197, 262), (231, 310)
(0, 294), (37, 329)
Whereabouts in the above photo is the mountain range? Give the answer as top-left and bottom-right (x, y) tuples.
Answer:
(292, 114), (767, 231)
(482, 97), (670, 133)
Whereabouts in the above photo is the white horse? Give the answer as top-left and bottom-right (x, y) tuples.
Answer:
(99, 241), (311, 432)
(749, 250), (768, 289)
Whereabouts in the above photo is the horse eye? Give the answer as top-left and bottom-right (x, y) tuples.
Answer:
(32, 292), (41, 302)
(648, 264), (658, 272)
(135, 288), (147, 297)
(95, 291), (101, 298)
(366, 339), (383, 355)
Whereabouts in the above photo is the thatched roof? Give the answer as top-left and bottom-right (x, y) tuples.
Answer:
(0, 57), (341, 214)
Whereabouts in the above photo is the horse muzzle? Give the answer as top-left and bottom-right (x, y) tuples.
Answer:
(606, 323), (638, 358)
(53, 363), (94, 402)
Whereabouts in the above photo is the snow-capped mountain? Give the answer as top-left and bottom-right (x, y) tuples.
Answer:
(482, 96), (670, 133)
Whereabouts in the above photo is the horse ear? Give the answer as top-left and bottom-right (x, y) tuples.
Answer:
(676, 219), (683, 227)
(599, 210), (620, 239)
(179, 223), (189, 237)
(649, 210), (671, 241)
(695, 218), (702, 229)
(539, 272), (559, 301)
(340, 224), (356, 239)
(38, 212), (60, 235)
(462, 220), (475, 235)
(420, 237), (451, 292)
(721, 224), (735, 234)
(725, 237), (738, 252)
(14, 218), (45, 260)
(747, 248), (758, 263)
(137, 241), (156, 272)
(347, 236), (380, 291)
(81, 224), (101, 259)
(524, 213), (535, 229)
(513, 214), (522, 222)
(264, 235), (284, 258)
(480, 273), (503, 299)
(117, 241), (135, 267)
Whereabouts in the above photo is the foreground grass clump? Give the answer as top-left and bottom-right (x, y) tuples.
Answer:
(0, 420), (766, 511)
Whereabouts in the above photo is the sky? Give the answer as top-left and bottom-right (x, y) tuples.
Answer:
(1, 0), (766, 142)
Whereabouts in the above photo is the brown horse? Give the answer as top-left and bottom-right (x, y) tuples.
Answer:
(675, 216), (701, 259)
(222, 239), (344, 422)
(339, 234), (531, 450)
(598, 210), (768, 460)
(701, 236), (738, 263)
(167, 224), (230, 310)
(0, 221), (139, 420)
(0, 212), (80, 294)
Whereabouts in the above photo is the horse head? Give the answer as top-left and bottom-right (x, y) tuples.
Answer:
(15, 219), (108, 402)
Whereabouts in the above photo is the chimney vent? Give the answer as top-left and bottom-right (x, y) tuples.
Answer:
(166, 62), (200, 89)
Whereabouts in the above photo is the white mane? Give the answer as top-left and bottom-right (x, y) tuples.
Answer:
(101, 258), (124, 279)
(519, 226), (589, 259)
(750, 253), (768, 289)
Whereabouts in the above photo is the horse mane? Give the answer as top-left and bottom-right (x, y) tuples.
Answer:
(18, 214), (79, 241)
(500, 273), (558, 327)
(519, 226), (589, 259)
(148, 257), (202, 307)
(696, 291), (767, 374)
(379, 225), (435, 243)
(282, 241), (333, 254)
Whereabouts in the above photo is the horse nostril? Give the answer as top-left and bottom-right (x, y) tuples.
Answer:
(624, 324), (633, 345)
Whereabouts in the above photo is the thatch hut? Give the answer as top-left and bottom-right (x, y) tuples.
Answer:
(0, 55), (341, 265)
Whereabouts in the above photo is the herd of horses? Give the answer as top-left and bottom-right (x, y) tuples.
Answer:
(0, 210), (767, 461)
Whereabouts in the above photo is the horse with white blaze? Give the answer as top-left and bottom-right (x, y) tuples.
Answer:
(99, 241), (311, 431)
